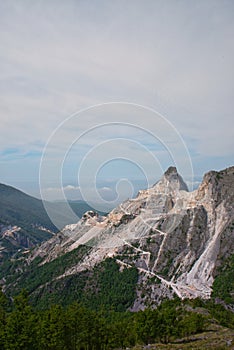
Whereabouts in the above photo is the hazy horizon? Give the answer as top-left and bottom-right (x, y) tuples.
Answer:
(1, 1), (233, 204)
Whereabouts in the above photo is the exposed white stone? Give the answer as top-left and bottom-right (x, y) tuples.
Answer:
(28, 166), (234, 308)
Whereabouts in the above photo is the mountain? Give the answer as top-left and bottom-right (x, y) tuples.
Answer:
(0, 183), (56, 260)
(0, 184), (104, 261)
(1, 166), (234, 311)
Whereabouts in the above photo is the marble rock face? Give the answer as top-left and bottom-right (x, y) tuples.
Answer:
(29, 166), (234, 309)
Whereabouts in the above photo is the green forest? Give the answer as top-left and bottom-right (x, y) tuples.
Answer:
(0, 288), (233, 350)
(0, 252), (233, 349)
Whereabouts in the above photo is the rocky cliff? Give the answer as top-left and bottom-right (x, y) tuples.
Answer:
(21, 166), (233, 310)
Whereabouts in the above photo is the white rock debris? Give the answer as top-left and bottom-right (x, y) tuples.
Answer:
(28, 166), (234, 308)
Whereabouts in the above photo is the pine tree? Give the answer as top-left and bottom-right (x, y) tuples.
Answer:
(37, 304), (66, 350)
(4, 289), (37, 350)
(0, 288), (8, 349)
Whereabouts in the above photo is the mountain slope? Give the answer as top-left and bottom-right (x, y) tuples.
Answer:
(0, 183), (57, 260)
(2, 166), (234, 310)
(0, 183), (56, 228)
(0, 184), (104, 261)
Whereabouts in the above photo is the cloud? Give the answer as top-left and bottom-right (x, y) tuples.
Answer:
(45, 185), (80, 192)
(43, 184), (113, 201)
(0, 0), (233, 192)
(43, 184), (81, 201)
(99, 187), (112, 192)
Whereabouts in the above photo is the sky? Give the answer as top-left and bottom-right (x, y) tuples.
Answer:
(0, 0), (233, 207)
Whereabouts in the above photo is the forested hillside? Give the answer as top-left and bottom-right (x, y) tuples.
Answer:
(0, 289), (233, 350)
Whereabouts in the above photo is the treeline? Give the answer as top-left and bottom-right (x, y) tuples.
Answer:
(0, 289), (233, 350)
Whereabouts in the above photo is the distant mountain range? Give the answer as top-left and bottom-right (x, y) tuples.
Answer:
(1, 166), (233, 311)
(0, 183), (103, 261)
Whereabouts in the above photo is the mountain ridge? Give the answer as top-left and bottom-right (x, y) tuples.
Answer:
(0, 183), (105, 261)
(2, 166), (234, 311)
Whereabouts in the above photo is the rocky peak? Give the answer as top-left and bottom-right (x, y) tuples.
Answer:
(82, 210), (98, 220)
(24, 165), (234, 308)
(196, 166), (234, 207)
(152, 166), (188, 193)
(164, 166), (178, 176)
(81, 210), (106, 226)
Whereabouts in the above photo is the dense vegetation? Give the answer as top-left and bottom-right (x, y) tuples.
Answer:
(28, 258), (138, 311)
(212, 254), (234, 304)
(0, 289), (233, 350)
(4, 255), (138, 312)
(0, 241), (233, 349)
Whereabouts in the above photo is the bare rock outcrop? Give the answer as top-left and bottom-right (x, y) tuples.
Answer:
(28, 166), (234, 309)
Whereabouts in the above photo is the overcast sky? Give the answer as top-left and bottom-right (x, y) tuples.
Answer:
(0, 0), (233, 203)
